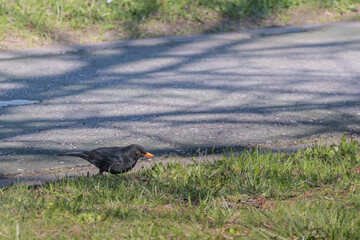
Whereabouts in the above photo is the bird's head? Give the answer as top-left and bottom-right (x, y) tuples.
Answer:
(129, 144), (154, 159)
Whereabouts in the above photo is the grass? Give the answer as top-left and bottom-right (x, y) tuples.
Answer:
(1, 134), (360, 239)
(1, 0), (360, 49)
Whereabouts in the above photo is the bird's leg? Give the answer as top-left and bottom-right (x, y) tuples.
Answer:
(99, 170), (104, 177)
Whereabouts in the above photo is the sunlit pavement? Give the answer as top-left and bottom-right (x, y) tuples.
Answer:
(0, 21), (359, 176)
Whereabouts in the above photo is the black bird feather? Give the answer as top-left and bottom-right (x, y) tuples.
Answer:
(58, 144), (154, 176)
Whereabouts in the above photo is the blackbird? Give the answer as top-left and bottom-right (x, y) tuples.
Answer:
(58, 144), (154, 176)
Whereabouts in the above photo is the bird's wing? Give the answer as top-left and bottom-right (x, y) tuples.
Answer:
(89, 147), (127, 173)
(89, 147), (119, 157)
(84, 150), (104, 161)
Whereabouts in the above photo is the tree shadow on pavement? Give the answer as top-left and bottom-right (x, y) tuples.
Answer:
(0, 25), (360, 175)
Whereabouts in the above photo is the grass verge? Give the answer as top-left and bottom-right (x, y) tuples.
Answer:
(1, 135), (360, 239)
(1, 0), (360, 49)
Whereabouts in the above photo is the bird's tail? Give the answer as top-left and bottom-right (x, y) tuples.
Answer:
(57, 152), (89, 159)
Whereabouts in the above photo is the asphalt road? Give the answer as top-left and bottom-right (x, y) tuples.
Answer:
(0, 21), (359, 176)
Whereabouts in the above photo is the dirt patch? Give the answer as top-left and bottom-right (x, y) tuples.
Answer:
(0, 32), (49, 50)
(266, 5), (360, 27)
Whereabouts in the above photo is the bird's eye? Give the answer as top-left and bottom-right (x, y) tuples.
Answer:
(136, 151), (141, 155)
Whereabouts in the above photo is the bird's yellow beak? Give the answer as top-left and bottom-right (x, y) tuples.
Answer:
(144, 152), (154, 158)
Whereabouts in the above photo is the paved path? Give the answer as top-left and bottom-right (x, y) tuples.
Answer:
(0, 21), (359, 177)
